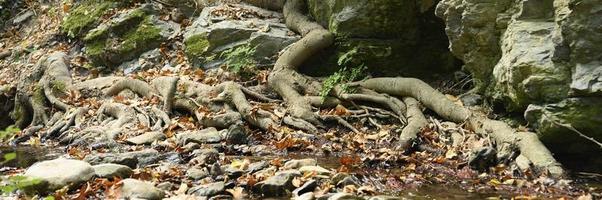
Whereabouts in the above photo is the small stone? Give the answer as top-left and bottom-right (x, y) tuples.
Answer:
(186, 167), (210, 180)
(188, 182), (226, 197)
(299, 166), (331, 175)
(157, 182), (175, 191)
(225, 124), (248, 144)
(258, 170), (301, 197)
(93, 163), (133, 178)
(331, 173), (350, 184)
(177, 127), (222, 145)
(468, 147), (497, 171)
(460, 94), (483, 106)
(124, 149), (161, 166)
(247, 161), (268, 174)
(24, 158), (95, 192)
(368, 196), (401, 200)
(120, 178), (165, 200)
(224, 166), (244, 179)
(284, 159), (317, 169)
(293, 180), (318, 197)
(294, 192), (315, 200)
(126, 131), (166, 145)
(328, 193), (364, 200)
(84, 152), (138, 168)
(337, 176), (360, 188)
(191, 148), (220, 165)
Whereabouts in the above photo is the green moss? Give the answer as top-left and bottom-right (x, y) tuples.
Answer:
(61, 0), (116, 37)
(118, 18), (162, 55)
(184, 34), (210, 58)
(32, 86), (45, 105)
(50, 80), (67, 94)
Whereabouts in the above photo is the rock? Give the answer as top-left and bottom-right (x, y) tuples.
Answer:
(83, 4), (179, 67)
(436, 0), (602, 170)
(186, 167), (210, 180)
(93, 163), (133, 178)
(191, 148), (220, 165)
(157, 182), (175, 191)
(84, 149), (160, 168)
(24, 158), (95, 192)
(178, 127), (222, 145)
(258, 170), (301, 197)
(12, 10), (34, 25)
(61, 0), (132, 37)
(126, 131), (166, 145)
(224, 124), (248, 144)
(84, 152), (138, 168)
(247, 161), (268, 174)
(284, 159), (317, 169)
(187, 182), (226, 197)
(514, 154), (532, 171)
(299, 166), (332, 176)
(328, 193), (364, 200)
(368, 196), (401, 200)
(292, 180), (318, 197)
(294, 192), (315, 200)
(459, 94), (483, 107)
(224, 166), (244, 179)
(120, 178), (165, 200)
(468, 147), (497, 172)
(183, 4), (298, 67)
(336, 176), (360, 188)
(306, 0), (457, 77)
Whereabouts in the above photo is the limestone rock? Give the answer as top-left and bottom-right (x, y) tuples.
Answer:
(177, 127), (222, 145)
(183, 4), (298, 67)
(187, 182), (226, 197)
(258, 170), (301, 197)
(120, 178), (165, 200)
(283, 159), (317, 169)
(24, 158), (95, 192)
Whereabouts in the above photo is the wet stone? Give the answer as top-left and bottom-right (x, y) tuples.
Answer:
(258, 170), (302, 197)
(186, 167), (210, 180)
(293, 180), (318, 197)
(328, 193), (364, 200)
(177, 127), (222, 145)
(284, 158), (317, 169)
(92, 163), (133, 178)
(24, 158), (95, 193)
(120, 178), (165, 200)
(188, 181), (226, 197)
(247, 161), (268, 174)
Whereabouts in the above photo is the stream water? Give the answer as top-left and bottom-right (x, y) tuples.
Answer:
(1, 146), (599, 199)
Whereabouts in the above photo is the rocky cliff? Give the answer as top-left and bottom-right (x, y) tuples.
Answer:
(436, 0), (602, 169)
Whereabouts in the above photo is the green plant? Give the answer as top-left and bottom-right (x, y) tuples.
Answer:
(320, 47), (367, 99)
(0, 125), (19, 143)
(221, 45), (256, 75)
(0, 175), (41, 194)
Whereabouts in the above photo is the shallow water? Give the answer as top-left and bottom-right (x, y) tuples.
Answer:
(2, 146), (600, 199)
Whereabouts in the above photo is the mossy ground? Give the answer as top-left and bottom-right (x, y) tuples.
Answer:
(61, 0), (117, 37)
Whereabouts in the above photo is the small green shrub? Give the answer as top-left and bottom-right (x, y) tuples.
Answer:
(0, 125), (19, 143)
(320, 47), (367, 100)
(221, 45), (256, 76)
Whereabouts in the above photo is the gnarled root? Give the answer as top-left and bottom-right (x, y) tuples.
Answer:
(398, 97), (428, 149)
(358, 77), (565, 177)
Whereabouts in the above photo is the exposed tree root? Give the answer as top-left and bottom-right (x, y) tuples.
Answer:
(398, 97), (428, 149)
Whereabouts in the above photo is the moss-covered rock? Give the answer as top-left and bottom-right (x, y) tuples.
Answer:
(306, 0), (458, 78)
(61, 0), (132, 37)
(183, 4), (298, 68)
(83, 4), (178, 68)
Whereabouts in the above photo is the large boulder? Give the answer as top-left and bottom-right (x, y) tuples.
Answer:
(436, 0), (602, 169)
(24, 158), (95, 193)
(183, 3), (299, 68)
(61, 0), (133, 37)
(306, 0), (458, 77)
(82, 4), (179, 68)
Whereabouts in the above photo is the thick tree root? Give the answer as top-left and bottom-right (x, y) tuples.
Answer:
(357, 77), (565, 177)
(398, 97), (428, 149)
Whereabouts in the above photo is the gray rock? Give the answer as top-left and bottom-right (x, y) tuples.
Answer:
(292, 180), (318, 197)
(299, 166), (332, 176)
(178, 127), (222, 145)
(191, 148), (220, 165)
(468, 147), (497, 171)
(187, 167), (210, 180)
(124, 149), (161, 166)
(93, 163), (133, 178)
(126, 131), (166, 145)
(570, 62), (602, 96)
(183, 4), (298, 67)
(120, 178), (165, 200)
(224, 166), (244, 179)
(24, 158), (95, 192)
(295, 192), (315, 200)
(188, 182), (225, 197)
(328, 193), (364, 200)
(284, 159), (317, 169)
(157, 182), (175, 191)
(247, 161), (268, 174)
(459, 94), (483, 106)
(336, 176), (360, 188)
(368, 196), (401, 200)
(224, 124), (248, 144)
(84, 152), (138, 168)
(258, 170), (301, 197)
(12, 10), (34, 25)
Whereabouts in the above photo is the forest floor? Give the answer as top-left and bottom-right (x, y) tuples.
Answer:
(0, 1), (600, 199)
